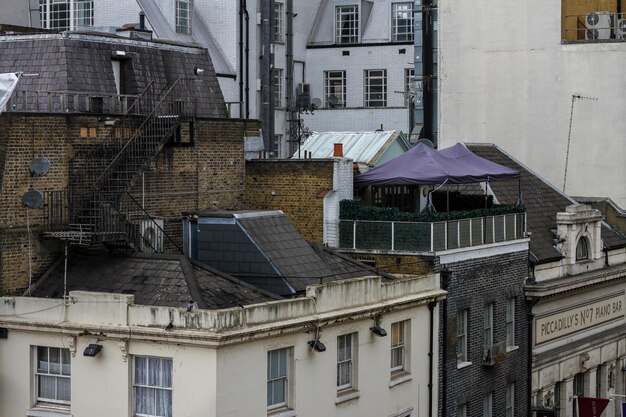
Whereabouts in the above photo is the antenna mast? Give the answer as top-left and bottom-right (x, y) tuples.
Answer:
(562, 94), (597, 193)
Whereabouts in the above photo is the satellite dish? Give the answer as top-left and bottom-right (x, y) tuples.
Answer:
(22, 190), (44, 209)
(311, 98), (322, 108)
(416, 139), (435, 148)
(29, 157), (50, 176)
(327, 95), (338, 107)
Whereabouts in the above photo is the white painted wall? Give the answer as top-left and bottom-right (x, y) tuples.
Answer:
(438, 0), (626, 207)
(324, 157), (354, 246)
(0, 276), (444, 417)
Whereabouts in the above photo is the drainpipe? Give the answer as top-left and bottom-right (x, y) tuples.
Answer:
(243, 0), (250, 118)
(440, 267), (451, 417)
(428, 300), (437, 417)
(421, 0), (434, 143)
(527, 299), (538, 417)
(285, 0), (294, 157)
(239, 0), (244, 118)
(261, 0), (275, 150)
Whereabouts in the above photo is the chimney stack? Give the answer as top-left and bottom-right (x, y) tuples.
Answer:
(333, 143), (343, 158)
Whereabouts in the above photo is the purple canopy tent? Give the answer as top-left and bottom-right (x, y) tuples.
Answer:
(355, 143), (520, 186)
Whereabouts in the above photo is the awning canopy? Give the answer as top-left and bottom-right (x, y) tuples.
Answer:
(355, 142), (520, 186)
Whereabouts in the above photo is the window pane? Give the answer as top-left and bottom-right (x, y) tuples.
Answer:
(135, 386), (155, 416)
(156, 388), (172, 417)
(37, 346), (49, 373)
(269, 350), (279, 379)
(148, 358), (160, 386)
(135, 356), (147, 385)
(48, 348), (61, 375)
(57, 377), (71, 402)
(38, 375), (56, 399)
(162, 359), (172, 388)
(61, 349), (71, 376)
(278, 348), (287, 377)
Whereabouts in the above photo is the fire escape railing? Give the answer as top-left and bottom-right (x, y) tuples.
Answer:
(43, 78), (195, 253)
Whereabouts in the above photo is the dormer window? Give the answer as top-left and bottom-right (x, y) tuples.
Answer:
(336, 5), (359, 44)
(576, 238), (589, 261)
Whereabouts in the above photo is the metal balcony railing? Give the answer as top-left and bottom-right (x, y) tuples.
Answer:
(338, 212), (526, 252)
(563, 12), (626, 42)
(5, 90), (142, 114)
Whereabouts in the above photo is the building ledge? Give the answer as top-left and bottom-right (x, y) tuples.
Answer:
(336, 389), (360, 404)
(389, 371), (412, 387)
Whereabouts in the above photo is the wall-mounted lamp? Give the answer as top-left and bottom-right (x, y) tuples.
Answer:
(308, 340), (326, 352)
(112, 50), (127, 58)
(195, 67), (205, 76)
(370, 326), (387, 337)
(83, 343), (103, 357)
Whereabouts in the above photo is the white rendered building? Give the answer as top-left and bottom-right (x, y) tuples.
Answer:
(0, 274), (444, 417)
(22, 0), (418, 158)
(438, 0), (626, 207)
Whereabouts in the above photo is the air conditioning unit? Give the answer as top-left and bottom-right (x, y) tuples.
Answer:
(615, 18), (626, 40)
(136, 219), (164, 253)
(585, 11), (612, 40)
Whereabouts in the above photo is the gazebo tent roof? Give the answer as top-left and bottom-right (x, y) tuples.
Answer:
(354, 142), (520, 186)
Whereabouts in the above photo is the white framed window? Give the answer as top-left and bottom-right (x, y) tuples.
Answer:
(40, 0), (93, 30)
(404, 68), (415, 106)
(35, 346), (71, 406)
(336, 5), (359, 44)
(392, 2), (413, 42)
(176, 0), (192, 35)
(505, 383), (515, 417)
(273, 69), (283, 108)
(337, 333), (357, 391)
(364, 69), (387, 107)
(391, 320), (409, 373)
(324, 70), (346, 108)
(576, 238), (589, 261)
(133, 356), (173, 417)
(273, 2), (284, 42)
(506, 297), (515, 348)
(272, 134), (282, 158)
(483, 303), (493, 351)
(482, 392), (492, 417)
(267, 347), (291, 410)
(456, 309), (468, 363)
(458, 402), (468, 417)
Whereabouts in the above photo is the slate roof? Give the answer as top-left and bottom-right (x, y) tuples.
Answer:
(31, 253), (279, 309)
(467, 143), (626, 264)
(0, 32), (227, 118)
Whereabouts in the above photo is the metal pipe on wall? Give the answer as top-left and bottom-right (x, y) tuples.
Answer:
(261, 0), (275, 151)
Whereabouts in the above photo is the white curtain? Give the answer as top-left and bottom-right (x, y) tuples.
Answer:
(134, 357), (172, 417)
(0, 73), (19, 114)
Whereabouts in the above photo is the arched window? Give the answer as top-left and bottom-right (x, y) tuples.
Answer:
(576, 238), (589, 261)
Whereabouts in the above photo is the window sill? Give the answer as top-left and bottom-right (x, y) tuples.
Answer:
(27, 407), (72, 417)
(267, 408), (296, 417)
(506, 345), (519, 353)
(457, 361), (472, 370)
(336, 389), (360, 404)
(389, 371), (413, 387)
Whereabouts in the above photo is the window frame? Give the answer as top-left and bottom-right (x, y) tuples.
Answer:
(273, 68), (283, 108)
(391, 2), (414, 42)
(337, 333), (357, 392)
(324, 70), (346, 108)
(335, 5), (359, 44)
(458, 402), (468, 417)
(483, 302), (494, 352)
(364, 69), (387, 108)
(573, 372), (585, 397)
(482, 391), (493, 417)
(456, 309), (468, 363)
(404, 68), (415, 107)
(506, 297), (516, 349)
(34, 346), (71, 406)
(267, 347), (291, 411)
(576, 238), (589, 261)
(505, 383), (515, 417)
(391, 320), (409, 374)
(175, 0), (192, 35)
(132, 355), (173, 417)
(273, 2), (285, 42)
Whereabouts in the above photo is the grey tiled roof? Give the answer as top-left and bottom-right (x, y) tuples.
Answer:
(31, 253), (278, 309)
(466, 143), (626, 263)
(0, 32), (227, 118)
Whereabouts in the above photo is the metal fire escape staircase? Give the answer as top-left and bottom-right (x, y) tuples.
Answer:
(44, 78), (193, 252)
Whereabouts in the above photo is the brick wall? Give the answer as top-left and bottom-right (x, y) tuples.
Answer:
(244, 160), (334, 243)
(0, 113), (258, 294)
(438, 250), (530, 417)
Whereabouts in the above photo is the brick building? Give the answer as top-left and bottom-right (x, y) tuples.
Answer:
(0, 27), (259, 293)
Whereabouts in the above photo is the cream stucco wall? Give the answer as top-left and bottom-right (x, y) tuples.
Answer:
(438, 0), (626, 207)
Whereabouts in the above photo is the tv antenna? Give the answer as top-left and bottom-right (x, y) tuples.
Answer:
(563, 94), (597, 193)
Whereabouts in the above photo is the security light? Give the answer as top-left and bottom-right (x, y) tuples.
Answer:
(195, 67), (205, 75)
(308, 340), (326, 352)
(370, 326), (387, 337)
(83, 343), (103, 357)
